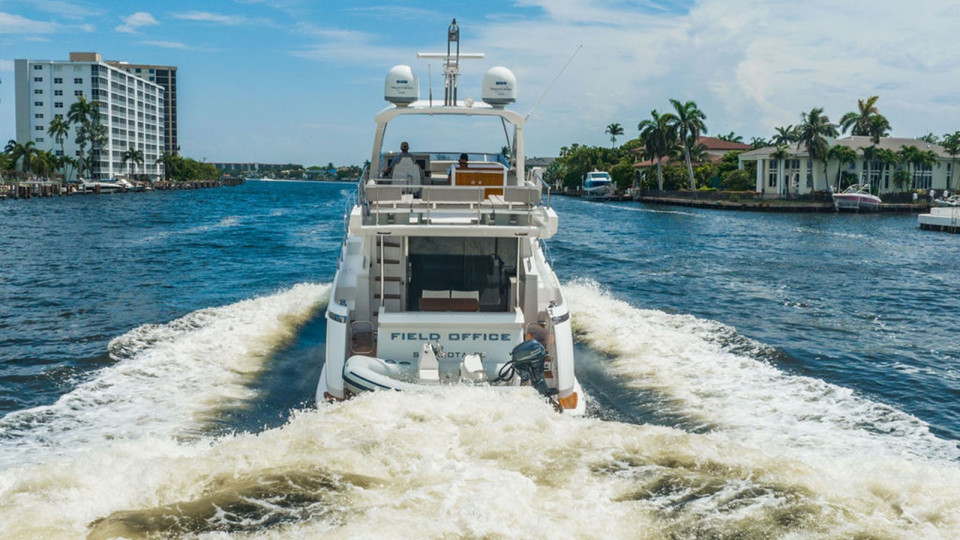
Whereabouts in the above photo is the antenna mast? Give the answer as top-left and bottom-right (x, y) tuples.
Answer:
(417, 19), (484, 106)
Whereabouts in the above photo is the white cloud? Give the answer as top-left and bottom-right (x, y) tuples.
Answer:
(447, 0), (960, 154)
(289, 23), (407, 66)
(26, 0), (103, 20)
(0, 11), (58, 34)
(0, 59), (13, 71)
(140, 40), (188, 49)
(116, 11), (158, 33)
(172, 11), (268, 26)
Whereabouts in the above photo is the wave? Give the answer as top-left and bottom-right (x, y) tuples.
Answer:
(4, 279), (960, 537)
(0, 283), (330, 468)
(134, 216), (243, 245)
(2, 389), (959, 538)
(564, 278), (960, 463)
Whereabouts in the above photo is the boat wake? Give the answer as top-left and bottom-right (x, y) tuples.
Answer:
(3, 280), (960, 538)
(0, 283), (329, 468)
(2, 387), (958, 538)
(565, 279), (960, 463)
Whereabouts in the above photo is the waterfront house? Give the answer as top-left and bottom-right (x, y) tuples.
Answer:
(738, 136), (956, 198)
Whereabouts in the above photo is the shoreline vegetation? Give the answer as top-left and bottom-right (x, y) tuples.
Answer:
(548, 96), (960, 209)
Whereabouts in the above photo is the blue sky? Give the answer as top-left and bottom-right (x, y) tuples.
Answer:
(3, 0), (960, 166)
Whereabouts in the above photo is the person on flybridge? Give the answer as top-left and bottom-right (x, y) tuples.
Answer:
(447, 153), (469, 183)
(383, 141), (413, 177)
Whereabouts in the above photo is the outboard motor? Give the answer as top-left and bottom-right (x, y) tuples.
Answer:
(507, 339), (556, 399)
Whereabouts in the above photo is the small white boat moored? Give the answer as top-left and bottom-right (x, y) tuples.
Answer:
(830, 184), (881, 212)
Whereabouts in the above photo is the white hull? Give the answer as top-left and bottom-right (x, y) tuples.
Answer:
(831, 185), (881, 211)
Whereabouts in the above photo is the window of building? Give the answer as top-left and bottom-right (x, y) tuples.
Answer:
(54, 102), (63, 108)
(36, 125), (45, 131)
(913, 164), (933, 190)
(35, 113), (44, 119)
(767, 159), (778, 187)
(74, 78), (83, 84)
(54, 77), (62, 84)
(74, 90), (83, 96)
(54, 89), (63, 96)
(34, 76), (43, 82)
(34, 88), (43, 94)
(34, 101), (43, 106)
(33, 64), (43, 70)
(36, 137), (44, 143)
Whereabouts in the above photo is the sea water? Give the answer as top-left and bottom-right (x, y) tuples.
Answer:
(1, 181), (958, 538)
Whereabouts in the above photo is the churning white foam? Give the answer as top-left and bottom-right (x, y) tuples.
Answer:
(564, 279), (960, 463)
(2, 389), (959, 539)
(4, 279), (960, 537)
(0, 283), (330, 469)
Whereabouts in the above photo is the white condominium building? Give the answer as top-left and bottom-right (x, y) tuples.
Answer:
(15, 52), (165, 180)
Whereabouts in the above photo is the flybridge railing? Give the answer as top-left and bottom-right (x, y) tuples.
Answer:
(359, 182), (548, 227)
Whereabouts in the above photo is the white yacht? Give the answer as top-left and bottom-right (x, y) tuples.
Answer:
(582, 170), (615, 200)
(79, 177), (134, 193)
(318, 20), (584, 414)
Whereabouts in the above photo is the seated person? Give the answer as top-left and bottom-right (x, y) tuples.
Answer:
(447, 153), (469, 183)
(383, 141), (413, 177)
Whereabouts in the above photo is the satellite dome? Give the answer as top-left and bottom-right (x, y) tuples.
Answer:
(385, 65), (419, 106)
(481, 66), (516, 108)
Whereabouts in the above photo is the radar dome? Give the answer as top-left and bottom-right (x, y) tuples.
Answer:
(481, 67), (516, 108)
(385, 65), (419, 106)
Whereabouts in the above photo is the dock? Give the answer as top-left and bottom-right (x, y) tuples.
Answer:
(0, 180), (225, 200)
(918, 207), (960, 233)
(557, 188), (929, 213)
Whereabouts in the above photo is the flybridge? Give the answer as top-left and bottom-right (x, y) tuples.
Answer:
(384, 19), (516, 109)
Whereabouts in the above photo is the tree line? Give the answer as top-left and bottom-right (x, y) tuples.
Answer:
(547, 96), (960, 194)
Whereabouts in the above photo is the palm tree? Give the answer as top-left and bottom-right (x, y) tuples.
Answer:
(771, 125), (797, 146)
(32, 150), (58, 179)
(121, 148), (145, 176)
(0, 152), (11, 177)
(795, 107), (838, 191)
(876, 148), (900, 189)
(67, 97), (97, 178)
(47, 116), (70, 180)
(668, 99), (708, 191)
(866, 115), (891, 143)
(940, 131), (960, 190)
(4, 139), (39, 175)
(771, 144), (789, 197)
(637, 109), (677, 191)
(717, 131), (743, 143)
(827, 144), (858, 190)
(156, 152), (177, 181)
(604, 123), (624, 148)
(839, 96), (889, 136)
(899, 145), (938, 191)
(749, 136), (770, 149)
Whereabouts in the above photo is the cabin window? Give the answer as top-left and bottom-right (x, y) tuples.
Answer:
(407, 237), (518, 312)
